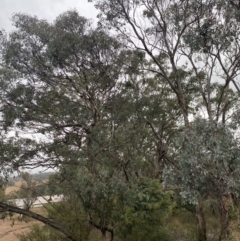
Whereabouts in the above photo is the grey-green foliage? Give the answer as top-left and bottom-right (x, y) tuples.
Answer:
(0, 10), (125, 169)
(0, 187), (10, 220)
(15, 172), (37, 210)
(44, 174), (173, 241)
(0, 138), (20, 187)
(17, 189), (91, 241)
(164, 118), (240, 204)
(0, 10), (179, 240)
(116, 178), (173, 241)
(47, 168), (172, 236)
(93, 0), (240, 53)
(92, 0), (240, 126)
(16, 184), (172, 241)
(0, 9), (180, 189)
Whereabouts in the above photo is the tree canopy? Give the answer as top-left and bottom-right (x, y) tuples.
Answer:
(0, 1), (240, 241)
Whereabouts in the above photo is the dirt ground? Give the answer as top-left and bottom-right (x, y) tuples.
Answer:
(2, 179), (50, 241)
(5, 181), (22, 195)
(0, 217), (39, 241)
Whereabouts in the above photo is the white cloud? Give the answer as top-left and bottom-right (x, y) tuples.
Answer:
(0, 0), (98, 32)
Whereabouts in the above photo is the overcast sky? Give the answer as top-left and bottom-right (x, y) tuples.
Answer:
(0, 0), (99, 32)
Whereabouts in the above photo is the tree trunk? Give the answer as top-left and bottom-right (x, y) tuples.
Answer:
(101, 229), (114, 241)
(218, 194), (231, 241)
(89, 219), (114, 241)
(237, 207), (240, 225)
(101, 229), (106, 241)
(196, 198), (207, 241)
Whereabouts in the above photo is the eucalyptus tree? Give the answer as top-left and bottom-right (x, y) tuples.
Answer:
(164, 117), (240, 240)
(0, 10), (134, 241)
(0, 10), (177, 241)
(17, 172), (38, 210)
(91, 0), (240, 122)
(90, 0), (240, 240)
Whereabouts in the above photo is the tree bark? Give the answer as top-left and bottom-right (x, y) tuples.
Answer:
(218, 194), (231, 241)
(196, 198), (207, 241)
(89, 219), (114, 241)
(0, 202), (78, 241)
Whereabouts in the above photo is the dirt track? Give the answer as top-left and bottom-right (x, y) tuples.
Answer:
(0, 218), (37, 241)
